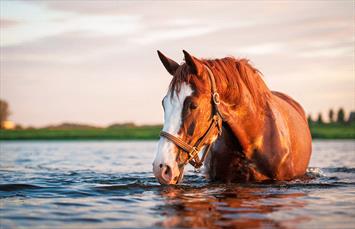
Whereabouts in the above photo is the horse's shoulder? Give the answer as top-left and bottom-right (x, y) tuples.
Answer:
(271, 91), (306, 120)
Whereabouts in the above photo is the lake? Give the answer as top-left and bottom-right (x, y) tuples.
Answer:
(0, 140), (354, 229)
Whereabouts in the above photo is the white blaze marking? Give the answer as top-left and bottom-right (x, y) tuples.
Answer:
(153, 83), (193, 168)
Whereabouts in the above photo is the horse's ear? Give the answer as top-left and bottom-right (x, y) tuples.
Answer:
(157, 50), (179, 76)
(183, 50), (204, 76)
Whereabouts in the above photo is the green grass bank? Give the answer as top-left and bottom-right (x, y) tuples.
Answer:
(0, 123), (354, 140)
(308, 123), (354, 139)
(0, 126), (162, 140)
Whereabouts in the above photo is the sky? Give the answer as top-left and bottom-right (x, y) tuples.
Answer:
(0, 0), (354, 127)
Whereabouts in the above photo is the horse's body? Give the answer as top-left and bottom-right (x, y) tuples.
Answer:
(207, 91), (312, 182)
(153, 51), (312, 184)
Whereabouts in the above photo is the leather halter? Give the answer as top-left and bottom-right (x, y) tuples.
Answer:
(160, 65), (224, 169)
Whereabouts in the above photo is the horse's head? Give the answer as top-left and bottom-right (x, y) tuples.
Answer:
(153, 50), (223, 185)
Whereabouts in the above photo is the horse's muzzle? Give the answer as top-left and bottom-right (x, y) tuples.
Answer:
(153, 162), (182, 185)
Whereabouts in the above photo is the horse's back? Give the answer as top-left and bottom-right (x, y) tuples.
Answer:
(271, 91), (306, 120)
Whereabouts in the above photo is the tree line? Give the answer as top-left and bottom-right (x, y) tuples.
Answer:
(308, 108), (354, 125)
(0, 99), (11, 129)
(1, 98), (354, 129)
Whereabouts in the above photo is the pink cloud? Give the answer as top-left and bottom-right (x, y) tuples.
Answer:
(0, 18), (21, 28)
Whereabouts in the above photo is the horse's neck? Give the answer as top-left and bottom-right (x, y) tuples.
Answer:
(215, 65), (274, 157)
(219, 96), (270, 158)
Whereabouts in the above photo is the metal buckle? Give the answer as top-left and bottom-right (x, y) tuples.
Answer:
(189, 147), (198, 158)
(213, 92), (220, 105)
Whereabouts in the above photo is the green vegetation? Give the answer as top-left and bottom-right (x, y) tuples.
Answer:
(307, 107), (355, 139)
(0, 123), (354, 140)
(309, 123), (355, 139)
(1, 101), (354, 140)
(0, 125), (163, 140)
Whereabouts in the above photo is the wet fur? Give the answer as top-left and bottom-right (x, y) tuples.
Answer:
(170, 56), (312, 182)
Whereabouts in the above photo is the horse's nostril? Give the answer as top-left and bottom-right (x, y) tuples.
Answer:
(164, 165), (170, 175)
(159, 164), (163, 168)
(160, 164), (172, 182)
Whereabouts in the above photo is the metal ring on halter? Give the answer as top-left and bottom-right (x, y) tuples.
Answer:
(213, 92), (220, 105)
(188, 147), (198, 158)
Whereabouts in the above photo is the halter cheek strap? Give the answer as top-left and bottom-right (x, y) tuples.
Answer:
(159, 65), (224, 169)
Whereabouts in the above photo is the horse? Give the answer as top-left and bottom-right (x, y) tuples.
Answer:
(153, 50), (312, 185)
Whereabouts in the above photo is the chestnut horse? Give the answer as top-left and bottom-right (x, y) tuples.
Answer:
(153, 50), (312, 185)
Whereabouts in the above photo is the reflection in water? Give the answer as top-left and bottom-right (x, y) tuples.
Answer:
(157, 184), (308, 228)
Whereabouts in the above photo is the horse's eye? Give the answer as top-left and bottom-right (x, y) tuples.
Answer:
(190, 102), (198, 110)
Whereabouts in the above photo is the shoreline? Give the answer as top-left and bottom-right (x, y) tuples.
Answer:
(0, 124), (354, 140)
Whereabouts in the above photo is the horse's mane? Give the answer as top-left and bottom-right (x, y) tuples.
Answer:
(170, 57), (271, 109)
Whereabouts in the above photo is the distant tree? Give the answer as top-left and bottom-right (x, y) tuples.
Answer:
(15, 124), (23, 130)
(348, 111), (355, 124)
(337, 108), (345, 124)
(108, 122), (136, 128)
(44, 122), (98, 130)
(328, 109), (334, 123)
(0, 99), (11, 129)
(307, 115), (313, 125)
(347, 111), (355, 124)
(317, 113), (324, 124)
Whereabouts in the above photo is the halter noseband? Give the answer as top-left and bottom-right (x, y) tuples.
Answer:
(160, 65), (224, 169)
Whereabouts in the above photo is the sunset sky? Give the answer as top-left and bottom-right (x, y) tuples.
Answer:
(0, 1), (354, 127)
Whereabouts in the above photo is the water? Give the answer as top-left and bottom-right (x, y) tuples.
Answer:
(0, 140), (354, 229)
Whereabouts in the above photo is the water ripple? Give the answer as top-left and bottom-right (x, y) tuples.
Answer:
(0, 140), (354, 229)
(0, 183), (42, 191)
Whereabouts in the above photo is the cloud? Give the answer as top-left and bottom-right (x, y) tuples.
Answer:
(1, 1), (354, 126)
(0, 18), (21, 28)
(238, 43), (285, 55)
(132, 25), (217, 45)
(1, 30), (136, 64)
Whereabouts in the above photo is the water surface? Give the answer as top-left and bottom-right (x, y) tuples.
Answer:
(0, 140), (354, 228)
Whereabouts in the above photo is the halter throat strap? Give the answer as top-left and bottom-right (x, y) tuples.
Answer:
(160, 65), (223, 169)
